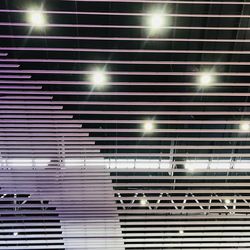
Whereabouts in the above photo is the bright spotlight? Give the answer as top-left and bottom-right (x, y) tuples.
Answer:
(144, 120), (154, 132)
(179, 230), (184, 234)
(13, 232), (18, 236)
(240, 122), (250, 132)
(91, 70), (107, 86)
(199, 73), (213, 86)
(140, 198), (148, 206)
(28, 9), (46, 27)
(149, 13), (164, 30)
(225, 199), (231, 205)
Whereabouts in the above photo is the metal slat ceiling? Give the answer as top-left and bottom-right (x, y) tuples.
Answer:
(1, 0), (250, 249)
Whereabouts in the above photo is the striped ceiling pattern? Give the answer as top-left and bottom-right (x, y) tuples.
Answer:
(1, 0), (250, 249)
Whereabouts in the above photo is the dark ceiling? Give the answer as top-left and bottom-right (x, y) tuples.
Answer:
(1, 0), (250, 160)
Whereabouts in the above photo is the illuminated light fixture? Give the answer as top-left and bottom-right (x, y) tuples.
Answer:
(28, 9), (46, 27)
(148, 13), (165, 30)
(13, 232), (18, 236)
(140, 198), (148, 206)
(143, 120), (154, 132)
(91, 70), (107, 86)
(179, 230), (184, 234)
(186, 167), (194, 172)
(240, 122), (250, 132)
(225, 199), (231, 205)
(185, 160), (209, 172)
(199, 73), (213, 86)
(210, 160), (231, 170)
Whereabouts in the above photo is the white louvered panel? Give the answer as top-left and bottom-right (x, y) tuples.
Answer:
(57, 166), (124, 250)
(0, 165), (125, 250)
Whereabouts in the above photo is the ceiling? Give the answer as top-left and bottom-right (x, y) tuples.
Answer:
(1, 0), (250, 249)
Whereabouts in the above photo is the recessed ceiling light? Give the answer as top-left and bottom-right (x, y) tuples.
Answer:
(144, 120), (154, 132)
(240, 122), (250, 132)
(140, 198), (148, 206)
(91, 70), (107, 86)
(148, 13), (165, 30)
(199, 73), (213, 86)
(28, 9), (46, 27)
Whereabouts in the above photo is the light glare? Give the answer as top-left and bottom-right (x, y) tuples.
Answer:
(91, 70), (107, 86)
(240, 122), (250, 131)
(28, 10), (46, 27)
(200, 73), (213, 85)
(225, 199), (231, 205)
(144, 121), (154, 132)
(140, 199), (148, 206)
(149, 14), (164, 30)
(179, 230), (184, 234)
